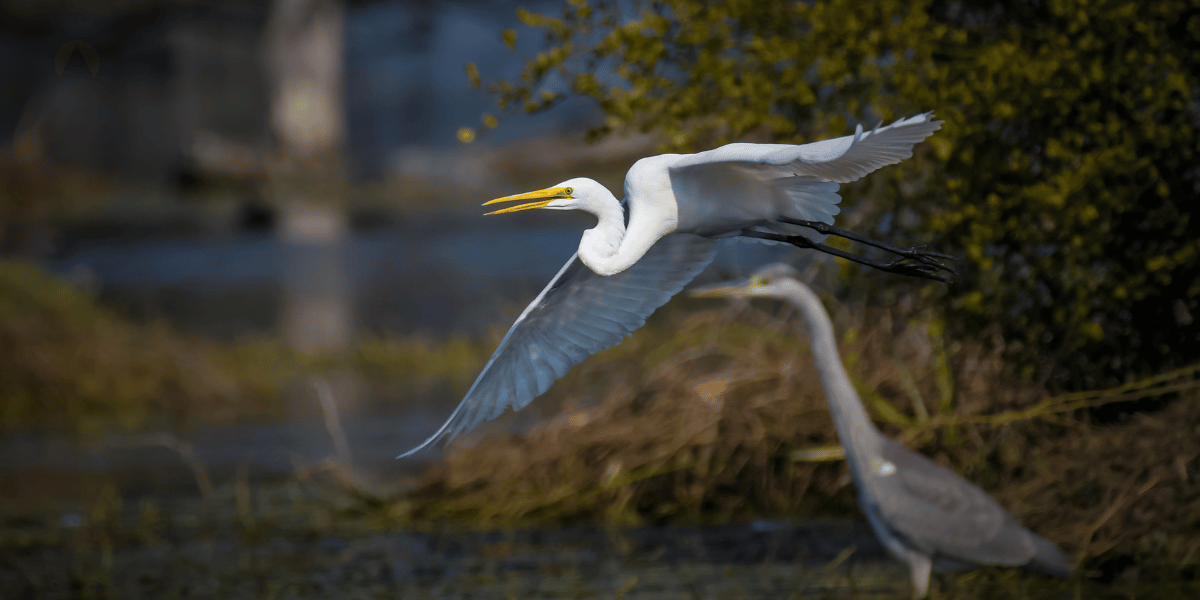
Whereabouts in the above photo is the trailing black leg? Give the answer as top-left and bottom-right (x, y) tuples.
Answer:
(776, 217), (955, 270)
(739, 228), (956, 283)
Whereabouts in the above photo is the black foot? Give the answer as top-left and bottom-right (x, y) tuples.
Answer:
(877, 257), (956, 283)
(779, 217), (955, 267)
(740, 225), (957, 283)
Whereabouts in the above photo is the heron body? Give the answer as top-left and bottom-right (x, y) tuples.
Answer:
(401, 113), (951, 457)
(691, 264), (1074, 597)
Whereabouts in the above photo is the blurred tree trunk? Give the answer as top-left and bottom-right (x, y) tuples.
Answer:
(263, 0), (357, 417)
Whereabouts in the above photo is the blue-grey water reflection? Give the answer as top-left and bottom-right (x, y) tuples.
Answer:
(43, 226), (581, 289)
(43, 224), (803, 337)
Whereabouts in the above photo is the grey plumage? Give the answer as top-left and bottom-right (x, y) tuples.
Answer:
(870, 438), (1074, 579)
(690, 263), (1073, 597)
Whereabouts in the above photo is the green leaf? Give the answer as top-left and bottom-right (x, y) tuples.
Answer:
(465, 62), (481, 88)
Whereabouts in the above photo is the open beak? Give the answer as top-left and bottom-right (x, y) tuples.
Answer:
(483, 186), (573, 215)
(689, 278), (753, 298)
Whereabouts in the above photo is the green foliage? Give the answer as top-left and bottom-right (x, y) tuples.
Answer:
(894, 0), (1200, 390)
(480, 0), (1200, 390)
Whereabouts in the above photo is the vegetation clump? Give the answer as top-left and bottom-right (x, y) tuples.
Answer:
(405, 299), (1200, 588)
(0, 261), (500, 435)
(0, 260), (288, 434)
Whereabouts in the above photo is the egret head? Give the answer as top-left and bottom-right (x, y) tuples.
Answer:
(689, 262), (803, 299)
(483, 177), (609, 215)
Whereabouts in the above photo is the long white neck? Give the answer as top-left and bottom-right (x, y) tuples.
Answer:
(780, 282), (883, 477)
(575, 185), (680, 276)
(570, 187), (642, 277)
(572, 186), (627, 275)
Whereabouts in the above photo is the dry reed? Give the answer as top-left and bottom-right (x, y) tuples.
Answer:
(402, 298), (1200, 584)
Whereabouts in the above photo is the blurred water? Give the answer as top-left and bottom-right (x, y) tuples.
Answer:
(44, 225), (579, 289)
(42, 221), (802, 337)
(0, 499), (915, 599)
(41, 221), (581, 336)
(0, 413), (445, 493)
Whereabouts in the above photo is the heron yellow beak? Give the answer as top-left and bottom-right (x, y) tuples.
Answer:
(690, 276), (771, 298)
(688, 279), (754, 298)
(483, 186), (573, 215)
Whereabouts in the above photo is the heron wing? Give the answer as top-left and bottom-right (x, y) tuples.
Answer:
(670, 112), (942, 184)
(666, 112), (941, 237)
(871, 439), (1036, 567)
(398, 232), (719, 457)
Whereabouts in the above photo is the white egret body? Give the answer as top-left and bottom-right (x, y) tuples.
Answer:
(691, 264), (1074, 597)
(401, 113), (950, 457)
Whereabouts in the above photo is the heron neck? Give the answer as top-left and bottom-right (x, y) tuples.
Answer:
(781, 283), (883, 470)
(577, 192), (632, 276)
(578, 188), (680, 277)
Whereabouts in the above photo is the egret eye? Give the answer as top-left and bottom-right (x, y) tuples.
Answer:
(750, 276), (770, 287)
(565, 187), (574, 195)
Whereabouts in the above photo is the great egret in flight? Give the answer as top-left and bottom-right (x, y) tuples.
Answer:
(400, 113), (952, 457)
(690, 264), (1073, 598)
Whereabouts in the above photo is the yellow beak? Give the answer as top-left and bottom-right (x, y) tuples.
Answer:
(483, 186), (573, 215)
(688, 279), (754, 298)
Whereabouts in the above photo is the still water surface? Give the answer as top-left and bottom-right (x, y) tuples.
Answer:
(43, 220), (800, 336)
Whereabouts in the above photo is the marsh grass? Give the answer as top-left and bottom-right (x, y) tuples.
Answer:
(3, 260), (1198, 595)
(400, 296), (1200, 589)
(0, 258), (509, 434)
(0, 260), (286, 434)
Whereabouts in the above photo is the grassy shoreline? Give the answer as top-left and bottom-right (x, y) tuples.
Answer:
(2, 259), (1198, 596)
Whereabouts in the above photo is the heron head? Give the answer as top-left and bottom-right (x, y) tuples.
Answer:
(482, 177), (607, 215)
(689, 262), (803, 299)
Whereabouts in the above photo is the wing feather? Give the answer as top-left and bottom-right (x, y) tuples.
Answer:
(667, 112), (942, 237)
(872, 439), (1036, 567)
(398, 232), (719, 457)
(758, 112), (942, 183)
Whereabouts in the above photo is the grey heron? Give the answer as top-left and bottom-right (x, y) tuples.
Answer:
(691, 263), (1073, 597)
(401, 113), (953, 457)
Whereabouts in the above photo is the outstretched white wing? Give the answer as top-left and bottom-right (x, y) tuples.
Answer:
(668, 112), (942, 237)
(399, 232), (719, 457)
